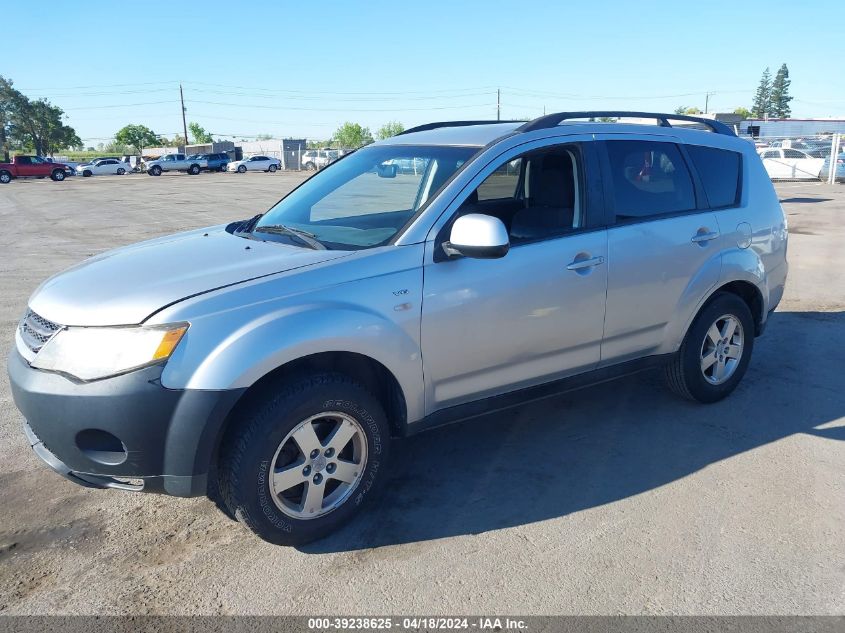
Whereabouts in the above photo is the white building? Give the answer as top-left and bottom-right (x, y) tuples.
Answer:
(740, 118), (845, 139)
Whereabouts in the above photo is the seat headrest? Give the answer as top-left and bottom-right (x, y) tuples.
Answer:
(533, 154), (574, 208)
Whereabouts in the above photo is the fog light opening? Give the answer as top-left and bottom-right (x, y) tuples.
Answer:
(75, 429), (128, 466)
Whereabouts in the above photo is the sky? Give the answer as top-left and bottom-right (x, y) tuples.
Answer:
(6, 0), (845, 145)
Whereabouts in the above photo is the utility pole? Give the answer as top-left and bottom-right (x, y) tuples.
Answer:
(180, 84), (189, 148)
(497, 88), (500, 121)
(704, 92), (712, 114)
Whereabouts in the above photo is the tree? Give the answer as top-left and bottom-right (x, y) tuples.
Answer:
(673, 106), (701, 115)
(114, 124), (160, 155)
(751, 67), (772, 119)
(333, 122), (373, 149)
(0, 77), (81, 157)
(376, 121), (404, 140)
(170, 134), (187, 147)
(188, 121), (213, 144)
(733, 107), (752, 120)
(255, 133), (274, 141)
(769, 63), (793, 118)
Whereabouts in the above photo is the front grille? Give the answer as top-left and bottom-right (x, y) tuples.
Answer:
(18, 309), (61, 354)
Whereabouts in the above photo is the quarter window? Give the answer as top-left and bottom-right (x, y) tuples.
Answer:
(606, 141), (696, 220)
(687, 145), (742, 208)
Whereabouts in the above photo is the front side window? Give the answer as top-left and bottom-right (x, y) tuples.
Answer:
(254, 144), (477, 250)
(605, 140), (696, 220)
(454, 146), (583, 243)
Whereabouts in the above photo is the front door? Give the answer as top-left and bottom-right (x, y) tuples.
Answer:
(421, 142), (608, 413)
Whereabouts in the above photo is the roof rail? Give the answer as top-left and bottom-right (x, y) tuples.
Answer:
(398, 120), (525, 136)
(517, 111), (736, 136)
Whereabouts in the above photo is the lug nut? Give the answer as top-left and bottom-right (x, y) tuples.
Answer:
(326, 463), (336, 474)
(313, 473), (323, 485)
(310, 449), (319, 459)
(302, 465), (311, 476)
(324, 448), (335, 458)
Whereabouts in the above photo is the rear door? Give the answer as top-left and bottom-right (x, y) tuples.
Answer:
(597, 137), (720, 363)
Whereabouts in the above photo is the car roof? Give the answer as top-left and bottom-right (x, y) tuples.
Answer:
(374, 112), (743, 150)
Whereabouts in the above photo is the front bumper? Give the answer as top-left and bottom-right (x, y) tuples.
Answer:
(8, 348), (244, 497)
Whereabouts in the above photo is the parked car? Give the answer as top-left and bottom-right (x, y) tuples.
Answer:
(227, 155), (281, 173)
(301, 150), (338, 171)
(0, 155), (70, 183)
(8, 112), (788, 546)
(188, 153), (229, 172)
(145, 154), (208, 176)
(819, 152), (845, 182)
(758, 147), (825, 180)
(76, 158), (133, 177)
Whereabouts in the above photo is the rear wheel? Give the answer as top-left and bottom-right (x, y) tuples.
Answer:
(116, 167), (126, 175)
(217, 372), (390, 545)
(50, 169), (65, 181)
(0, 171), (11, 184)
(269, 164), (277, 173)
(665, 292), (754, 403)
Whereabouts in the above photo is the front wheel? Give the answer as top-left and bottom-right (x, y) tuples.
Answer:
(217, 373), (391, 545)
(665, 292), (755, 403)
(237, 165), (246, 173)
(51, 169), (65, 181)
(150, 166), (162, 176)
(188, 164), (201, 175)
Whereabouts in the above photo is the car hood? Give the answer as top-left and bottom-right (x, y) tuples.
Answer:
(28, 225), (350, 326)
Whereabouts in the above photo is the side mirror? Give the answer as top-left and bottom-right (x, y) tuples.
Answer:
(443, 214), (510, 259)
(377, 163), (397, 178)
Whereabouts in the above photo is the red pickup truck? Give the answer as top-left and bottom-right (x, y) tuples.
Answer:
(0, 156), (71, 184)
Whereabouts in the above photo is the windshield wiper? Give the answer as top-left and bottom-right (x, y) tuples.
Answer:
(254, 224), (327, 250)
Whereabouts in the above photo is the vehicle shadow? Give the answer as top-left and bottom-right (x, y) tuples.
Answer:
(302, 311), (845, 553)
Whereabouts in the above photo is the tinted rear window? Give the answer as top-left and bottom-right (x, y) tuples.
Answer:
(606, 140), (696, 220)
(687, 145), (742, 208)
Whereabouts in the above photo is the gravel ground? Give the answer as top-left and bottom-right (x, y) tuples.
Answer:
(0, 172), (843, 615)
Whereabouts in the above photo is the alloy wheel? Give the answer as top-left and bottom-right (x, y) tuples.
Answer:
(700, 314), (744, 385)
(268, 412), (368, 520)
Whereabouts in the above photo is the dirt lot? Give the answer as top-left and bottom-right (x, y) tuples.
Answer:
(0, 172), (843, 615)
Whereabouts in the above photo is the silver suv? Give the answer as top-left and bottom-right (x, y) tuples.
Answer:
(8, 112), (788, 545)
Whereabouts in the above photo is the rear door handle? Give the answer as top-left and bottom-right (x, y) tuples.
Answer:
(566, 256), (605, 271)
(691, 231), (719, 243)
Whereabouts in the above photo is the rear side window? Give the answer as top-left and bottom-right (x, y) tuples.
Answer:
(605, 141), (696, 220)
(687, 145), (742, 208)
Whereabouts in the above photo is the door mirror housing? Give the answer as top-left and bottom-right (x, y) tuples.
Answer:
(377, 163), (397, 178)
(443, 214), (510, 259)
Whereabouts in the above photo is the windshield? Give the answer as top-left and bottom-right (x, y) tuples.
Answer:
(254, 144), (477, 250)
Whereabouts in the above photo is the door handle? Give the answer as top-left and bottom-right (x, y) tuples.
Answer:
(691, 231), (719, 243)
(566, 255), (605, 271)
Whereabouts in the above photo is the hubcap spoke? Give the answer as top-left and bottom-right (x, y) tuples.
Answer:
(721, 317), (738, 341)
(713, 358), (727, 381)
(701, 352), (718, 372)
(325, 419), (357, 453)
(707, 324), (722, 345)
(273, 462), (305, 493)
(301, 481), (325, 515)
(725, 344), (742, 359)
(291, 422), (322, 457)
(329, 459), (359, 484)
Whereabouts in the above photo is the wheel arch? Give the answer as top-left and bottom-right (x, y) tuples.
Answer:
(205, 351), (407, 489)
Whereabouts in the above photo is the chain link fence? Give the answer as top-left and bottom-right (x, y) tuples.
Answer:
(744, 133), (843, 183)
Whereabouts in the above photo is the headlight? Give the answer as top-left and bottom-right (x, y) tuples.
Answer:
(31, 323), (188, 381)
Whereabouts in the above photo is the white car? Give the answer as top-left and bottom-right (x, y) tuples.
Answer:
(228, 155), (281, 173)
(758, 148), (825, 180)
(76, 158), (133, 177)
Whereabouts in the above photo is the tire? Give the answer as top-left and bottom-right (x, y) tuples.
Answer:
(150, 165), (162, 176)
(188, 164), (200, 175)
(269, 164), (277, 173)
(237, 165), (246, 173)
(217, 372), (391, 546)
(116, 168), (125, 175)
(0, 171), (11, 184)
(50, 169), (65, 181)
(665, 292), (755, 403)
(304, 162), (316, 171)
(83, 170), (92, 177)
